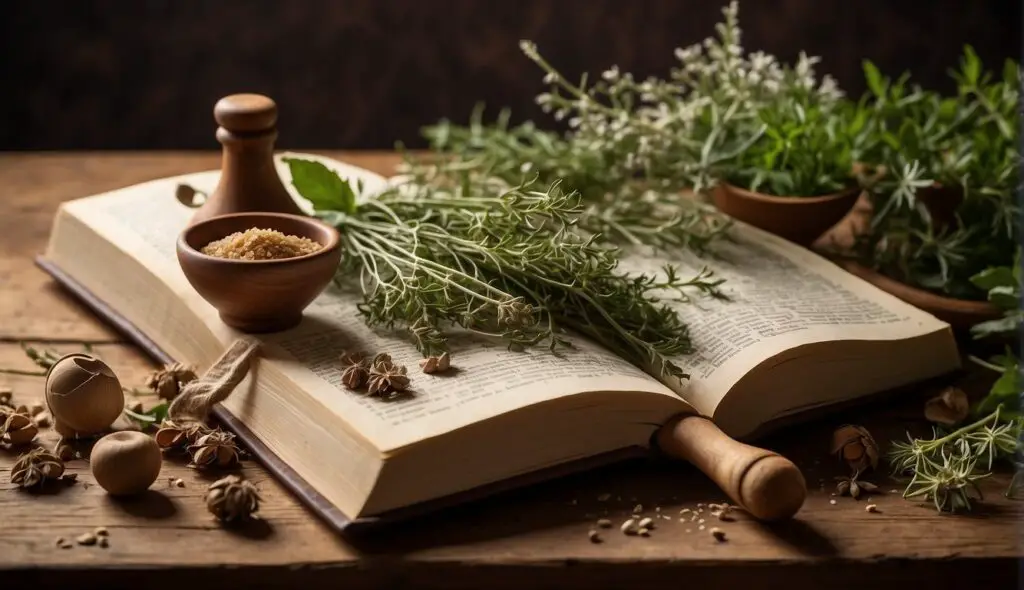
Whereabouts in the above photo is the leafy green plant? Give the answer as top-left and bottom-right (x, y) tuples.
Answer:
(723, 96), (873, 196)
(855, 47), (1020, 300)
(285, 157), (724, 379)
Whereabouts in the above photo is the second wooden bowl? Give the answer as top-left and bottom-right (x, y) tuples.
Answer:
(836, 260), (1003, 330)
(177, 213), (342, 333)
(713, 182), (861, 246)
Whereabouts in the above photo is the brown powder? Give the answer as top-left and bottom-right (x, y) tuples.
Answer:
(201, 228), (323, 260)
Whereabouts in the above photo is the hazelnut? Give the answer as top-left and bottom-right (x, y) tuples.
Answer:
(90, 431), (162, 496)
(45, 354), (124, 435)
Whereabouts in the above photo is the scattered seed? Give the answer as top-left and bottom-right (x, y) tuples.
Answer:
(680, 508), (691, 515)
(76, 533), (97, 546)
(890, 489), (898, 494)
(60, 542), (73, 550)
(175, 478), (185, 488)
(597, 493), (611, 502)
(620, 518), (637, 535)
(638, 517), (655, 529)
(865, 504), (879, 513)
(638, 527), (650, 537)
(588, 529), (602, 543)
(98, 537), (109, 548)
(696, 503), (705, 509)
(698, 525), (706, 531)
(632, 504), (643, 514)
(94, 527), (108, 537)
(55, 537), (65, 547)
(697, 508), (704, 513)
(710, 527), (726, 542)
(29, 403), (45, 417)
(597, 518), (612, 529)
(660, 515), (671, 520)
(655, 507), (661, 512)
(829, 499), (837, 505)
(685, 529), (692, 533)
(698, 518), (705, 524)
(60, 473), (78, 485)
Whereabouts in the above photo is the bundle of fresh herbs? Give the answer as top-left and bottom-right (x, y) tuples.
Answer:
(854, 47), (1021, 301)
(284, 157), (724, 379)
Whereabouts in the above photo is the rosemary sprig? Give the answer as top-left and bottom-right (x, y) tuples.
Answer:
(889, 407), (1021, 512)
(285, 157), (724, 379)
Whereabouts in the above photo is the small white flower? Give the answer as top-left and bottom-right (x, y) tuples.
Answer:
(602, 65), (620, 81)
(543, 72), (558, 84)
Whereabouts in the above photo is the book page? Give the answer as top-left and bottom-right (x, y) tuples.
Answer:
(620, 222), (950, 416)
(60, 153), (683, 453)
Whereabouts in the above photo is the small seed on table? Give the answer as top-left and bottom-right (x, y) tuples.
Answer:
(710, 527), (726, 542)
(637, 517), (654, 530)
(620, 518), (637, 535)
(865, 504), (879, 513)
(94, 527), (108, 536)
(588, 530), (602, 543)
(638, 527), (650, 537)
(596, 518), (612, 528)
(76, 533), (97, 546)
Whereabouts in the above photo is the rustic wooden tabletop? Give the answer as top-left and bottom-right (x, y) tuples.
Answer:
(0, 152), (1019, 590)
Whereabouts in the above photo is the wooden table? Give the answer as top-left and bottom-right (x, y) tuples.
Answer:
(0, 152), (1019, 589)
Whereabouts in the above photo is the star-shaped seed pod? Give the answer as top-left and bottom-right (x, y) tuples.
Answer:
(1, 411), (39, 446)
(189, 429), (241, 468)
(831, 424), (879, 474)
(145, 362), (199, 401)
(154, 419), (210, 452)
(205, 474), (262, 523)
(367, 354), (410, 397)
(11, 448), (65, 488)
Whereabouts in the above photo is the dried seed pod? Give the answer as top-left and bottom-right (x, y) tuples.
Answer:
(45, 354), (124, 435)
(2, 412), (39, 445)
(830, 424), (879, 473)
(418, 356), (439, 374)
(341, 364), (369, 390)
(154, 420), (208, 452)
(924, 387), (970, 426)
(90, 431), (163, 496)
(340, 351), (367, 368)
(189, 429), (241, 468)
(145, 363), (198, 401)
(10, 448), (65, 488)
(366, 357), (410, 397)
(205, 474), (262, 523)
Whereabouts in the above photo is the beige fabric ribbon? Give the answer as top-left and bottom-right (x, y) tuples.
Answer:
(168, 338), (261, 423)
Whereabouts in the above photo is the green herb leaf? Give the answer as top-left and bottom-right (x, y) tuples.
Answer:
(282, 157), (357, 214)
(123, 402), (169, 427)
(970, 266), (1015, 291)
(863, 60), (885, 98)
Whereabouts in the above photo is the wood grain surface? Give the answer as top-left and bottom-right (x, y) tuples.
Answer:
(0, 153), (1019, 590)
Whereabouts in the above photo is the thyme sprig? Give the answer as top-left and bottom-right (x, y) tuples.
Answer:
(286, 158), (723, 379)
(889, 407), (1021, 512)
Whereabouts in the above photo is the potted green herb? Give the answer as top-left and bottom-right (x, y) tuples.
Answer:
(848, 47), (1019, 328)
(710, 91), (874, 245)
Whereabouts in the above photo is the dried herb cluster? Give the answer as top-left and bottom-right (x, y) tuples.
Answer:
(205, 474), (262, 523)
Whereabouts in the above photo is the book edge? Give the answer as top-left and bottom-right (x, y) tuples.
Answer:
(35, 255), (648, 535)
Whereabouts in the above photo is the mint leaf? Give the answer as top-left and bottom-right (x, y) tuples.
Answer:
(282, 157), (357, 215)
(988, 285), (1019, 309)
(970, 266), (1015, 291)
(863, 60), (885, 98)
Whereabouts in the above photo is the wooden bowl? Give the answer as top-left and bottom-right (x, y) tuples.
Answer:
(836, 260), (1003, 330)
(713, 182), (861, 246)
(177, 213), (342, 333)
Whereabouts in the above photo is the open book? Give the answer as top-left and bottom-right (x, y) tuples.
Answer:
(40, 152), (960, 528)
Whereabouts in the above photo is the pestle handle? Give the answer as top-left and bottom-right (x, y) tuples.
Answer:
(656, 414), (806, 521)
(214, 93), (278, 134)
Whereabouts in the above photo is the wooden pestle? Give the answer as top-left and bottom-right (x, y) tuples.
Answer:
(189, 93), (304, 226)
(657, 414), (807, 521)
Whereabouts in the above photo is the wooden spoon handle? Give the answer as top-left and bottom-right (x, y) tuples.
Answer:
(656, 414), (806, 521)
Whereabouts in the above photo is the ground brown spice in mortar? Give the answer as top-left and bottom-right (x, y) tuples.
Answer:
(201, 228), (323, 260)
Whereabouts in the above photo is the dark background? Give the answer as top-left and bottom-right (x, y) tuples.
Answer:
(2, 0), (1020, 151)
